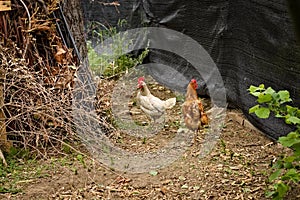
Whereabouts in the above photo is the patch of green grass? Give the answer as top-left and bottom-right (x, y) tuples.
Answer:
(0, 147), (40, 194)
(0, 146), (89, 195)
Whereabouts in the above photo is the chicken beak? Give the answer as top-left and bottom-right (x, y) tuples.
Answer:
(137, 81), (144, 89)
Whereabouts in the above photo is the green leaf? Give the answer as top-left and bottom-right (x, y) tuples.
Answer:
(278, 90), (292, 103)
(257, 93), (273, 103)
(265, 87), (276, 95)
(258, 84), (265, 89)
(276, 182), (289, 198)
(272, 160), (283, 169)
(295, 153), (300, 159)
(265, 190), (277, 198)
(292, 142), (300, 153)
(283, 162), (293, 169)
(271, 93), (280, 102)
(248, 85), (260, 93)
(286, 105), (298, 115)
(283, 156), (295, 163)
(275, 113), (285, 118)
(286, 116), (300, 125)
(282, 169), (300, 183)
(255, 107), (270, 119)
(269, 169), (282, 182)
(278, 132), (300, 147)
(251, 92), (261, 97)
(248, 84), (265, 95)
(249, 105), (260, 114)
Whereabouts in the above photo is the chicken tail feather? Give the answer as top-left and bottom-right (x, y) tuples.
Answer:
(200, 112), (209, 125)
(164, 97), (176, 109)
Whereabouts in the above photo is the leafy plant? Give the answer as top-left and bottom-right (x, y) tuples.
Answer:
(87, 20), (149, 77)
(248, 84), (300, 199)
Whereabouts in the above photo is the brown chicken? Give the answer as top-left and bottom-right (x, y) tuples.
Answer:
(182, 79), (209, 131)
(137, 77), (176, 123)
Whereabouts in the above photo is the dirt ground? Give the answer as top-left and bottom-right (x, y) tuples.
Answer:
(1, 78), (299, 200)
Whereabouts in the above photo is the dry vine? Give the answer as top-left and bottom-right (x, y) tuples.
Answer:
(0, 0), (81, 157)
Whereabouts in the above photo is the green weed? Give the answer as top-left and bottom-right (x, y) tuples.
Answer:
(87, 20), (149, 77)
(248, 84), (300, 200)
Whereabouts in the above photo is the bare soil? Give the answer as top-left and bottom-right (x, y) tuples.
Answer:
(1, 78), (299, 200)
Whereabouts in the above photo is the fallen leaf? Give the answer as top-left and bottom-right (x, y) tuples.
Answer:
(181, 184), (189, 189)
(149, 170), (158, 176)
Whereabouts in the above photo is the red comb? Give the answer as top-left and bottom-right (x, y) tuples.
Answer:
(138, 77), (145, 83)
(191, 79), (198, 89)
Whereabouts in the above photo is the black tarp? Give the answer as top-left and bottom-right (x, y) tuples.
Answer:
(81, 0), (300, 140)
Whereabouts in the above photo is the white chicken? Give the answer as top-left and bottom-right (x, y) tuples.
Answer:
(136, 77), (176, 123)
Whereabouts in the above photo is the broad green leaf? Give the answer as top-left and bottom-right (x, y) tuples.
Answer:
(248, 85), (257, 93)
(248, 85), (260, 93)
(278, 90), (292, 103)
(282, 169), (300, 182)
(293, 148), (300, 157)
(269, 169), (282, 182)
(257, 93), (272, 103)
(278, 90), (290, 99)
(265, 87), (276, 95)
(283, 156), (295, 163)
(272, 160), (283, 169)
(276, 182), (289, 198)
(278, 132), (300, 147)
(292, 142), (300, 153)
(286, 116), (300, 125)
(283, 162), (293, 169)
(286, 105), (298, 115)
(249, 105), (260, 114)
(255, 107), (270, 118)
(248, 84), (264, 95)
(251, 92), (261, 97)
(271, 93), (280, 102)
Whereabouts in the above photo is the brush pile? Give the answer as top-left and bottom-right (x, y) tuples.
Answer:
(0, 0), (79, 155)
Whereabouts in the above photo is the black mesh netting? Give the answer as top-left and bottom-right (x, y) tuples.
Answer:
(81, 0), (300, 140)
